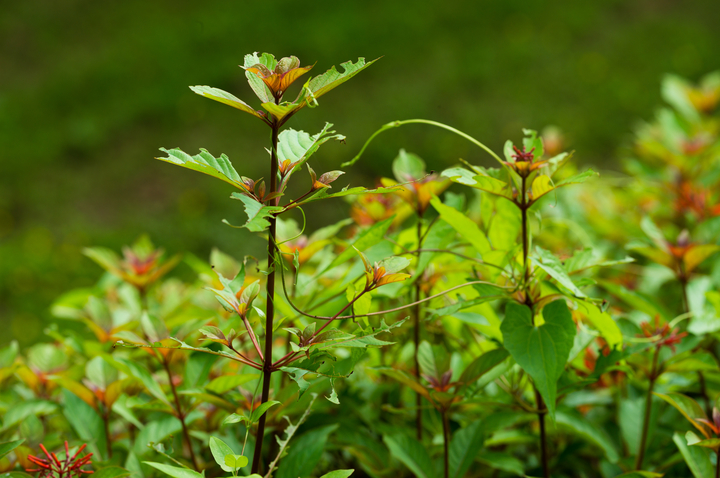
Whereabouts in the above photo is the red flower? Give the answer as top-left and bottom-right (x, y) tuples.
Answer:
(27, 442), (93, 478)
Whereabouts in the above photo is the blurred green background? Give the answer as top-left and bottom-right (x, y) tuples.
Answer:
(2, 0), (719, 346)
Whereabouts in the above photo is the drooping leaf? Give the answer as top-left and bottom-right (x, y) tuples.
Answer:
(654, 392), (711, 437)
(0, 439), (25, 460)
(673, 432), (714, 478)
(229, 193), (284, 232)
(449, 420), (484, 478)
(500, 300), (576, 420)
(189, 85), (266, 120)
(1, 400), (57, 431)
(319, 471), (354, 478)
(157, 148), (250, 191)
(276, 425), (338, 478)
(205, 374), (258, 394)
(442, 168), (513, 200)
(383, 434), (433, 478)
(475, 452), (525, 476)
(143, 462), (204, 478)
(62, 389), (108, 460)
(458, 348), (510, 391)
(556, 409), (620, 463)
(321, 218), (393, 273)
(534, 246), (586, 298)
(430, 196), (491, 255)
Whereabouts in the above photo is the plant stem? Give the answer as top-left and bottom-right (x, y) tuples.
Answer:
(716, 450), (720, 478)
(535, 388), (549, 478)
(161, 355), (198, 471)
(520, 174), (547, 477)
(636, 345), (660, 470)
(252, 123), (280, 474)
(442, 409), (450, 478)
(415, 217), (423, 441)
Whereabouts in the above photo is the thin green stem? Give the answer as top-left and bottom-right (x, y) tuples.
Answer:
(252, 122), (280, 474)
(716, 450), (720, 478)
(535, 389), (549, 478)
(343, 119), (505, 168)
(415, 217), (423, 441)
(636, 345), (660, 470)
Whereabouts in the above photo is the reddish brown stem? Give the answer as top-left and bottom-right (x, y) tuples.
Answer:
(251, 122), (280, 474)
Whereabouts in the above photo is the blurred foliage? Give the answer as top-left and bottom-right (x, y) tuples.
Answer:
(2, 0), (720, 345)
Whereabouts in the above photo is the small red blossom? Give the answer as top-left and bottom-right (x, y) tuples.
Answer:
(639, 316), (687, 352)
(505, 145), (549, 178)
(27, 442), (93, 478)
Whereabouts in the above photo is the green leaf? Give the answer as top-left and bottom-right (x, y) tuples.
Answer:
(686, 431), (720, 451)
(383, 434), (433, 478)
(276, 425), (338, 478)
(654, 392), (710, 437)
(224, 454), (249, 470)
(531, 175), (554, 201)
(321, 218), (393, 273)
(299, 57), (378, 106)
(449, 420), (484, 478)
(2, 473), (35, 478)
(319, 471), (354, 478)
(673, 432), (714, 478)
(393, 149), (426, 182)
(556, 409), (619, 463)
(209, 436), (236, 472)
(0, 439), (24, 460)
(295, 184), (400, 207)
(206, 374), (258, 394)
(189, 85), (266, 120)
(685, 244), (720, 273)
(577, 301), (623, 348)
(157, 148), (249, 191)
(430, 196), (491, 254)
(598, 280), (669, 320)
(500, 300), (576, 420)
(476, 452), (525, 476)
(277, 124), (346, 173)
(229, 193), (284, 232)
(62, 389), (108, 460)
(92, 467), (132, 478)
(552, 169), (598, 189)
(109, 357), (170, 405)
(442, 168), (513, 200)
(144, 462), (204, 478)
(487, 198), (521, 252)
(249, 400), (281, 423)
(458, 348), (510, 391)
(613, 472), (663, 478)
(1, 400), (57, 430)
(417, 340), (450, 382)
(376, 367), (431, 400)
(534, 246), (586, 298)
